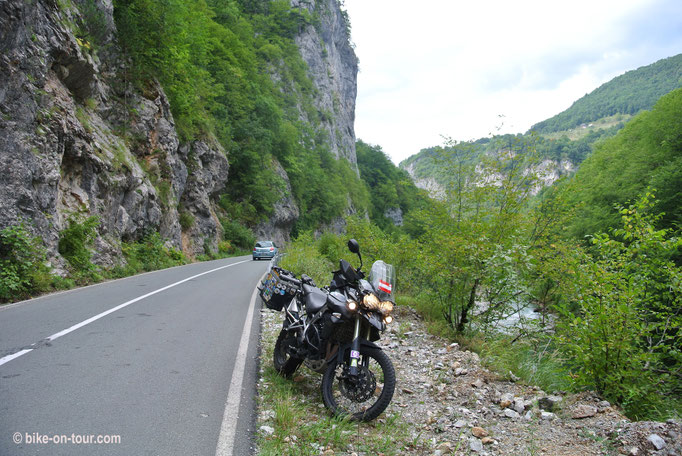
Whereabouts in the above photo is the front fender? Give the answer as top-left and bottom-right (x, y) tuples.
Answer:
(334, 340), (383, 365)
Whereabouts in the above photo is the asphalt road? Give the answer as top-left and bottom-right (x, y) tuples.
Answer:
(0, 255), (269, 456)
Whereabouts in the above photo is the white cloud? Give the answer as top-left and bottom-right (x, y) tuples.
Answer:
(344, 0), (682, 163)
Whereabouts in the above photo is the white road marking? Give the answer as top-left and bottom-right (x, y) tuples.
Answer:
(0, 349), (34, 366)
(215, 270), (267, 456)
(0, 259), (251, 367)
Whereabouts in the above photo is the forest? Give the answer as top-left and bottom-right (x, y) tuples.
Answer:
(531, 53), (682, 133)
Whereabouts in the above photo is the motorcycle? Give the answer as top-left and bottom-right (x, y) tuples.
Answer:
(259, 239), (396, 422)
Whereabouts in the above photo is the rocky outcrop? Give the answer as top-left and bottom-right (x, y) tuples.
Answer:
(291, 0), (358, 164)
(384, 207), (404, 226)
(0, 0), (228, 264)
(178, 141), (229, 256)
(402, 154), (575, 200)
(402, 162), (446, 200)
(258, 0), (360, 243)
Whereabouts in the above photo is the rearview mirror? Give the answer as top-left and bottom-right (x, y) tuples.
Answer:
(347, 239), (360, 254)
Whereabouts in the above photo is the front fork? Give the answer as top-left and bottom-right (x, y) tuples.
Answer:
(349, 314), (361, 376)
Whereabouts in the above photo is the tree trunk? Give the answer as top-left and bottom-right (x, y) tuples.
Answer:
(457, 278), (480, 333)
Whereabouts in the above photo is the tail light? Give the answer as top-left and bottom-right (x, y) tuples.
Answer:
(269, 247), (274, 251)
(253, 247), (257, 252)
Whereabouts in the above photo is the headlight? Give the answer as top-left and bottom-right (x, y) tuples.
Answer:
(380, 301), (394, 316)
(362, 293), (380, 310)
(361, 294), (394, 316)
(347, 300), (358, 312)
(384, 315), (393, 324)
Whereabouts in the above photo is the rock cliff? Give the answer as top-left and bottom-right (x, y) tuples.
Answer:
(0, 0), (358, 266)
(255, 0), (359, 242)
(291, 0), (358, 164)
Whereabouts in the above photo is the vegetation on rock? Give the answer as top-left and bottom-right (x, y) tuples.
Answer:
(114, 0), (367, 234)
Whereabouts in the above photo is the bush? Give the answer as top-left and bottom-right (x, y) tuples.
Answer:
(121, 231), (187, 273)
(218, 240), (233, 255)
(278, 232), (334, 286)
(220, 218), (256, 250)
(317, 231), (344, 264)
(58, 215), (100, 276)
(179, 211), (195, 231)
(554, 193), (682, 419)
(0, 223), (52, 301)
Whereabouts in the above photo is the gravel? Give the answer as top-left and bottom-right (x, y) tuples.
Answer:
(258, 305), (682, 455)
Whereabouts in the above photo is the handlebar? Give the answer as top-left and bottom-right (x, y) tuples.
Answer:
(272, 267), (316, 288)
(277, 272), (301, 287)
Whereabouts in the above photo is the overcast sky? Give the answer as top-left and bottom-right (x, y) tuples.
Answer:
(343, 0), (682, 164)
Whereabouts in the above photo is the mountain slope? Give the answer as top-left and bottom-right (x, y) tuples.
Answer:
(400, 54), (682, 198)
(563, 87), (682, 238)
(530, 53), (682, 134)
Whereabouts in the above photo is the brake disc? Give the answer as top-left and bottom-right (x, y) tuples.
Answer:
(338, 365), (377, 403)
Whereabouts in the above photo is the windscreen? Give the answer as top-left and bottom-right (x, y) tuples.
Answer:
(369, 260), (395, 302)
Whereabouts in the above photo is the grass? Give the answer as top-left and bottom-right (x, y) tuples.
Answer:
(541, 114), (631, 141)
(466, 334), (572, 394)
(256, 312), (421, 455)
(577, 427), (618, 454)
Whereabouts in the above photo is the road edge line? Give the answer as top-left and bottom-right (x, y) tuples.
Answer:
(215, 270), (267, 456)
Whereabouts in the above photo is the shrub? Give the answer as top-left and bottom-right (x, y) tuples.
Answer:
(121, 231), (186, 273)
(554, 193), (682, 419)
(0, 223), (52, 301)
(317, 231), (344, 264)
(179, 211), (195, 231)
(278, 232), (334, 286)
(220, 218), (256, 250)
(58, 215), (100, 274)
(218, 241), (233, 255)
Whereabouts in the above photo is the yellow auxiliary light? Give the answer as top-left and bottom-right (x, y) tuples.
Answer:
(380, 301), (394, 316)
(362, 293), (381, 310)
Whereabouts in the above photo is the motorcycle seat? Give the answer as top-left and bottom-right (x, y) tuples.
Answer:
(302, 284), (327, 314)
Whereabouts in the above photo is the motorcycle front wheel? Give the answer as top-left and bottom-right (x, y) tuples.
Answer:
(321, 346), (395, 422)
(273, 329), (303, 377)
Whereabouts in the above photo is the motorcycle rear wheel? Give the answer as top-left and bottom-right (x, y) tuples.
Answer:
(321, 346), (395, 422)
(273, 329), (303, 377)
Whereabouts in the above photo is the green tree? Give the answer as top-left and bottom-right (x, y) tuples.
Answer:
(407, 136), (541, 334)
(563, 88), (682, 238)
(58, 215), (100, 275)
(554, 193), (682, 419)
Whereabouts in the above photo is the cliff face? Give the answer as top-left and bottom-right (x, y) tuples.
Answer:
(292, 0), (358, 163)
(256, 0), (360, 242)
(0, 0), (358, 264)
(0, 0), (228, 264)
